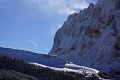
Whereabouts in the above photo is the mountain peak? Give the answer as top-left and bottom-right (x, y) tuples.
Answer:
(49, 0), (120, 77)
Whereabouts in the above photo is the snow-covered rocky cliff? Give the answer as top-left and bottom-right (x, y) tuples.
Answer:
(49, 0), (120, 74)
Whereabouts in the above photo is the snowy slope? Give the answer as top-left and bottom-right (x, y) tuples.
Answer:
(0, 47), (66, 68)
(31, 62), (105, 79)
(49, 0), (120, 75)
(0, 47), (105, 79)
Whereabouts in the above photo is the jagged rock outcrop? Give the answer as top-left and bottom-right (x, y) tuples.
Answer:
(49, 0), (120, 75)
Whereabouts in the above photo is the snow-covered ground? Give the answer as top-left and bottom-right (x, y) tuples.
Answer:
(30, 62), (105, 80)
(0, 47), (117, 79)
(0, 47), (102, 79)
(0, 47), (66, 68)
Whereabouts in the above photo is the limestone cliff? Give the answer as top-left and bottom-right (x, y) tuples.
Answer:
(49, 0), (120, 75)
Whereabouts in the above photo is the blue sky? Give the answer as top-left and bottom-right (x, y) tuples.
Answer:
(0, 0), (97, 54)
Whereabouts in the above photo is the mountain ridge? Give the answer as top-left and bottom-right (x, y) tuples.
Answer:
(0, 47), (66, 68)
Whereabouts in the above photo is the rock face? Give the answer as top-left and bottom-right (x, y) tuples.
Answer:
(49, 0), (120, 73)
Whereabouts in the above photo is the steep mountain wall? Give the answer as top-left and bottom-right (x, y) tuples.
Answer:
(49, 0), (120, 73)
